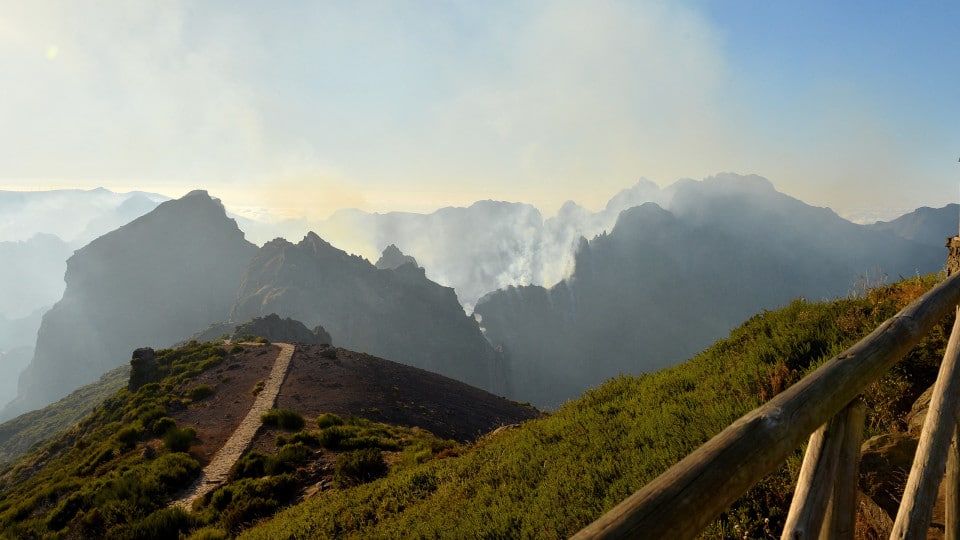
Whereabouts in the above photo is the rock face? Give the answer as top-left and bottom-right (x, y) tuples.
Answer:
(374, 244), (418, 270)
(233, 314), (332, 345)
(230, 232), (506, 394)
(128, 348), (159, 391)
(476, 176), (944, 406)
(2, 190), (259, 419)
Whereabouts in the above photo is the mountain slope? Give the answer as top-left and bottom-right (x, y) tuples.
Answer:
(475, 175), (944, 407)
(241, 274), (945, 540)
(230, 232), (507, 395)
(0, 365), (128, 465)
(2, 191), (259, 420)
(0, 337), (538, 539)
(0, 187), (167, 244)
(868, 203), (959, 247)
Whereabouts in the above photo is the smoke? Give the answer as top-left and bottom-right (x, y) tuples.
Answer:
(301, 178), (674, 312)
(0, 189), (167, 245)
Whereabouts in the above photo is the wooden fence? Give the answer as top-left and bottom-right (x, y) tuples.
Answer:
(573, 271), (960, 540)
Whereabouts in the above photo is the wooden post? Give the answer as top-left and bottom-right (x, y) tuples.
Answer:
(946, 425), (960, 540)
(781, 414), (845, 539)
(822, 400), (866, 540)
(891, 308), (960, 539)
(572, 273), (960, 540)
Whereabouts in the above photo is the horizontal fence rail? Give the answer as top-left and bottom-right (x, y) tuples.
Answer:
(573, 271), (960, 540)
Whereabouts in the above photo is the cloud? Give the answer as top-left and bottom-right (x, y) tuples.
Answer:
(0, 1), (734, 215)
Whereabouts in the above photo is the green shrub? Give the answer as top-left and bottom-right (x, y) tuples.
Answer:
(287, 431), (322, 447)
(222, 497), (276, 533)
(163, 426), (196, 453)
(273, 443), (311, 470)
(316, 412), (344, 428)
(46, 492), (84, 531)
(261, 409), (305, 431)
(114, 426), (142, 451)
(230, 451), (269, 480)
(317, 425), (353, 449)
(187, 384), (215, 401)
(251, 381), (264, 396)
(133, 404), (167, 427)
(229, 344), (244, 354)
(333, 448), (387, 488)
(186, 526), (230, 540)
(152, 417), (177, 436)
(114, 507), (195, 540)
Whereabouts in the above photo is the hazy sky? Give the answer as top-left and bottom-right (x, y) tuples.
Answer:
(1, 1), (958, 221)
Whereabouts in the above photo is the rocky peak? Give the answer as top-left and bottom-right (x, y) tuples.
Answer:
(1, 190), (259, 420)
(375, 244), (419, 270)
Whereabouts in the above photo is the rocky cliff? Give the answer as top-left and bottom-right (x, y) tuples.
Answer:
(476, 175), (945, 407)
(230, 232), (506, 394)
(1, 190), (258, 419)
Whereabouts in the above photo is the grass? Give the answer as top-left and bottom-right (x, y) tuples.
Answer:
(239, 274), (948, 539)
(0, 365), (130, 465)
(0, 274), (947, 539)
(0, 341), (235, 538)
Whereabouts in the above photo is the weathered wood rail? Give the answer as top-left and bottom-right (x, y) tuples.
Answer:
(573, 270), (960, 540)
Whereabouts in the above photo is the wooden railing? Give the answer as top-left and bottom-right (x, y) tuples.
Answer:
(573, 271), (960, 540)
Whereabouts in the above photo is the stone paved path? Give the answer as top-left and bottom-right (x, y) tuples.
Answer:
(172, 342), (296, 510)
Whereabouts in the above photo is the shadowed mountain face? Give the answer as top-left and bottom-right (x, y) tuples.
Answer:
(375, 244), (419, 270)
(868, 203), (960, 247)
(0, 188), (167, 245)
(476, 175), (945, 407)
(230, 233), (506, 395)
(0, 234), (71, 320)
(2, 191), (259, 420)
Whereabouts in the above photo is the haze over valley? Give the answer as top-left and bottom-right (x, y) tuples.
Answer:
(0, 174), (954, 413)
(2, 2), (960, 537)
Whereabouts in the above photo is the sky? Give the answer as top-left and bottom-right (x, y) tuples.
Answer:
(1, 1), (958, 223)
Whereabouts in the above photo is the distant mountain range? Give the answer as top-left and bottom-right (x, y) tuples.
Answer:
(229, 233), (506, 395)
(1, 191), (258, 420)
(2, 177), (959, 414)
(476, 174), (946, 405)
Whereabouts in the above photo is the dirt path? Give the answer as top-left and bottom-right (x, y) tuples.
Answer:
(172, 342), (295, 509)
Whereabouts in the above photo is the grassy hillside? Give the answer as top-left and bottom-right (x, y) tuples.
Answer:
(0, 274), (946, 539)
(241, 274), (948, 539)
(0, 365), (128, 465)
(0, 341), (517, 539)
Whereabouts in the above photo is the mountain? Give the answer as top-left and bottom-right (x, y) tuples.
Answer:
(0, 234), (72, 320)
(475, 174), (944, 407)
(319, 201), (553, 311)
(0, 308), (47, 405)
(239, 274), (941, 539)
(190, 314), (333, 346)
(0, 338), (539, 538)
(1, 190), (258, 420)
(0, 364), (128, 465)
(0, 187), (167, 245)
(0, 190), (167, 405)
(868, 203), (959, 247)
(374, 244), (419, 270)
(230, 232), (507, 394)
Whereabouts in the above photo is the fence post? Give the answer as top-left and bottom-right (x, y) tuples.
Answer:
(572, 273), (960, 540)
(821, 399), (866, 540)
(782, 412), (846, 539)
(891, 307), (960, 539)
(946, 425), (960, 540)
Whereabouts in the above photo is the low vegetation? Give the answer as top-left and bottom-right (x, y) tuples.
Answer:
(0, 365), (129, 465)
(0, 341), (230, 538)
(0, 275), (948, 539)
(240, 274), (947, 539)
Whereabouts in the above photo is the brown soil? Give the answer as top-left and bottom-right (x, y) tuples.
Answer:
(282, 345), (536, 432)
(172, 342), (540, 463)
(170, 343), (279, 464)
